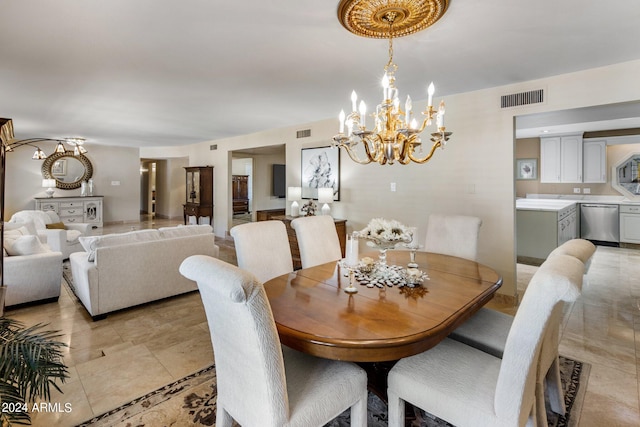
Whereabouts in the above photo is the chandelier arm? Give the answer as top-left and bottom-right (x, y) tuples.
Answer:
(408, 140), (442, 164)
(365, 133), (387, 164)
(340, 143), (374, 165)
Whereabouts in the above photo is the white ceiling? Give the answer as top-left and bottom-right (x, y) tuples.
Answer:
(2, 0), (640, 148)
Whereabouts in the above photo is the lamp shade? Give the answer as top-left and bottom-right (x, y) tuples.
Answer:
(42, 179), (56, 188)
(288, 186), (302, 201)
(318, 187), (334, 204)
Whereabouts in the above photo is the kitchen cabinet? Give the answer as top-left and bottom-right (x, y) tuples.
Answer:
(620, 204), (640, 244)
(583, 139), (607, 183)
(540, 134), (583, 183)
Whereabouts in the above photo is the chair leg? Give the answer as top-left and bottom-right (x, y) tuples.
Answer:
(216, 406), (233, 427)
(546, 357), (566, 415)
(387, 390), (405, 427)
(349, 390), (368, 427)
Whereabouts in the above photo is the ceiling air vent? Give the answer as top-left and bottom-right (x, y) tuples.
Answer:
(296, 129), (311, 138)
(500, 89), (544, 108)
(210, 144), (217, 150)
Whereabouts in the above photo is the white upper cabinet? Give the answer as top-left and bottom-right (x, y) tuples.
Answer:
(540, 137), (562, 182)
(540, 134), (583, 183)
(583, 139), (607, 183)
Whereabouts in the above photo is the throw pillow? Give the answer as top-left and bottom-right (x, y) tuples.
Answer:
(46, 222), (66, 229)
(4, 235), (49, 256)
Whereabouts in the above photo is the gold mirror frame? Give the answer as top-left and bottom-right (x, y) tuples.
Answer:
(41, 151), (93, 190)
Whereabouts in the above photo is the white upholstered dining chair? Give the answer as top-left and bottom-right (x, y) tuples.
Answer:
(387, 253), (585, 427)
(290, 215), (342, 268)
(424, 213), (482, 261)
(179, 255), (367, 427)
(449, 238), (595, 425)
(230, 220), (294, 283)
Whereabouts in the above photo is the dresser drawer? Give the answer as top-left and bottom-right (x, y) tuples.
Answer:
(62, 216), (84, 224)
(60, 208), (83, 217)
(184, 205), (198, 216)
(39, 202), (59, 212)
(60, 201), (84, 208)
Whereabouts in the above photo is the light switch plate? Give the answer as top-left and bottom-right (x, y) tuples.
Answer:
(573, 188), (581, 194)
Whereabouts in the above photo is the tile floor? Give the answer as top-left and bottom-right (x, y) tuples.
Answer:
(4, 217), (640, 426)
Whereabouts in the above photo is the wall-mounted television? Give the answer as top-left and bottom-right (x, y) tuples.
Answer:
(272, 164), (286, 198)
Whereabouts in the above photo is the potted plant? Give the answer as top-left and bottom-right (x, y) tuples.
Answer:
(0, 318), (69, 426)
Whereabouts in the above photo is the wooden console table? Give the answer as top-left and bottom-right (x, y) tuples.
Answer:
(272, 215), (346, 270)
(256, 209), (286, 221)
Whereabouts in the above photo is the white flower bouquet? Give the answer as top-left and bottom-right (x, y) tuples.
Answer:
(356, 218), (414, 248)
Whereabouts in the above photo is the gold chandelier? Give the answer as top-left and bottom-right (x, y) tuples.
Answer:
(332, 0), (451, 165)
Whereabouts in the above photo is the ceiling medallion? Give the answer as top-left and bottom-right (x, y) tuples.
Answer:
(337, 0), (450, 39)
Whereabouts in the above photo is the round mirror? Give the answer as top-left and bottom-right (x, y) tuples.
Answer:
(41, 151), (93, 189)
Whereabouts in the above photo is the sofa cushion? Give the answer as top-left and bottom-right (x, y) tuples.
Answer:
(3, 226), (32, 252)
(66, 229), (82, 244)
(158, 224), (213, 239)
(79, 229), (162, 262)
(5, 221), (38, 236)
(46, 222), (66, 229)
(45, 210), (62, 223)
(4, 235), (49, 256)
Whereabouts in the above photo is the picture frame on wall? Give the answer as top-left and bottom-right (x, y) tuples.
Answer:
(516, 158), (537, 180)
(301, 146), (340, 200)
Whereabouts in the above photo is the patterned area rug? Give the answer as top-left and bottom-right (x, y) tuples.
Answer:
(76, 356), (589, 427)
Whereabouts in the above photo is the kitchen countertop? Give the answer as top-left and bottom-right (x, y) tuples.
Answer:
(523, 194), (640, 205)
(516, 199), (577, 212)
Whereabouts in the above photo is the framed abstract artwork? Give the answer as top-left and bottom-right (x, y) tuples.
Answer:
(301, 146), (340, 200)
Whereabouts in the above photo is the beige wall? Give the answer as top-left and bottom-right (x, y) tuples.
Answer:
(141, 59), (640, 299)
(5, 142), (140, 224)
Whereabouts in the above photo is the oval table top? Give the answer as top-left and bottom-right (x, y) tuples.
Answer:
(263, 250), (503, 362)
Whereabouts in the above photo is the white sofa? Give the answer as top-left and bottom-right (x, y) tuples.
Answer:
(69, 225), (219, 319)
(10, 210), (90, 259)
(3, 222), (63, 307)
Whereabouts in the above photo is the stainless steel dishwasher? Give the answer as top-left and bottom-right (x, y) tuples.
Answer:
(580, 204), (619, 243)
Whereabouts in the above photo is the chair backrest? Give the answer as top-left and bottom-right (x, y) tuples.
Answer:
(494, 254), (584, 425)
(290, 215), (342, 268)
(179, 255), (290, 427)
(230, 221), (293, 283)
(424, 214), (482, 261)
(9, 210), (53, 230)
(548, 238), (596, 272)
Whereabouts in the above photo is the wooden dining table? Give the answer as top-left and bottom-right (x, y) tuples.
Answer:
(263, 250), (503, 363)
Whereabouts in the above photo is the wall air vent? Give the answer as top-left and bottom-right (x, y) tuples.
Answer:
(296, 129), (311, 138)
(500, 89), (544, 108)
(210, 144), (217, 150)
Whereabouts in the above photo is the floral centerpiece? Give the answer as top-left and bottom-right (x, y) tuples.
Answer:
(356, 218), (414, 265)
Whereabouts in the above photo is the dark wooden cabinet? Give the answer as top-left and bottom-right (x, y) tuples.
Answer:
(232, 175), (249, 214)
(256, 209), (286, 221)
(184, 166), (213, 225)
(272, 215), (346, 270)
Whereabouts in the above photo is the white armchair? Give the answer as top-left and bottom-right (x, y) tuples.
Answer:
(3, 222), (63, 307)
(10, 210), (90, 259)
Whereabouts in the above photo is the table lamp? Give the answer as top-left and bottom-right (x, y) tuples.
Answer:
(318, 187), (334, 216)
(288, 186), (302, 217)
(42, 178), (57, 198)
